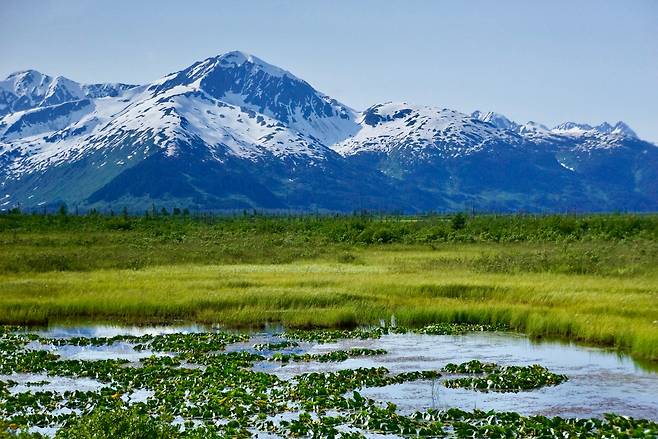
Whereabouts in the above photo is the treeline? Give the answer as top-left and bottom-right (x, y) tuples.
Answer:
(1, 210), (656, 243)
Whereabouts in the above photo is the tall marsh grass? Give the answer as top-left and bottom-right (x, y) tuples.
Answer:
(0, 213), (656, 362)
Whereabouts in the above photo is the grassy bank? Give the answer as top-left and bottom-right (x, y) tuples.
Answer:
(0, 213), (657, 362)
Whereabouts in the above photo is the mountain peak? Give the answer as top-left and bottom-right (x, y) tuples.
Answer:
(151, 50), (303, 94)
(552, 122), (593, 133)
(471, 110), (519, 131)
(0, 69), (87, 115)
(148, 51), (358, 146)
(337, 102), (523, 159)
(5, 69), (46, 81)
(552, 121), (637, 138)
(1, 69), (52, 95)
(189, 51), (297, 81)
(517, 121), (550, 135)
(218, 50), (252, 62)
(612, 121), (637, 138)
(216, 50), (277, 69)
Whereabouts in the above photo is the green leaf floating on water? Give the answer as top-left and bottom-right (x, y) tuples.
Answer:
(442, 360), (568, 392)
(269, 348), (387, 363)
(252, 341), (299, 351)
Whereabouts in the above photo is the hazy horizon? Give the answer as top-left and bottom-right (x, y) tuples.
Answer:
(2, 0), (657, 142)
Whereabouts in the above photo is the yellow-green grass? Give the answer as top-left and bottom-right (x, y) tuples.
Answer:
(1, 244), (657, 363)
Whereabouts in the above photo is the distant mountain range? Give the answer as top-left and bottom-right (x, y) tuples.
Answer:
(1, 51), (656, 212)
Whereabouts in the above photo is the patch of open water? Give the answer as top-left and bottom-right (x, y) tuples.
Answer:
(262, 332), (658, 420)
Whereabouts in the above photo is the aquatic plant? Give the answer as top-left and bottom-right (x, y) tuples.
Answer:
(252, 341), (299, 351)
(0, 327), (655, 438)
(442, 359), (498, 374)
(415, 323), (507, 335)
(442, 361), (568, 392)
(283, 328), (387, 343)
(269, 348), (387, 363)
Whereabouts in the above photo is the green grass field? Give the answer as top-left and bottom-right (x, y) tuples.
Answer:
(1, 213), (657, 362)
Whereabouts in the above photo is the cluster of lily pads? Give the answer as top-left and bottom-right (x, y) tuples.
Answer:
(252, 341), (299, 351)
(0, 325), (656, 438)
(269, 348), (387, 364)
(441, 359), (569, 392)
(282, 322), (507, 343)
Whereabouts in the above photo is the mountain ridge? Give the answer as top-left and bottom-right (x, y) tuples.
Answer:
(1, 51), (656, 213)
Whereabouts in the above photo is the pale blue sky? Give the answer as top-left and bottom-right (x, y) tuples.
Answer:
(2, 0), (657, 142)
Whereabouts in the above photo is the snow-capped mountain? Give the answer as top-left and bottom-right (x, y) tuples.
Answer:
(552, 121), (637, 138)
(148, 51), (359, 146)
(471, 110), (520, 132)
(0, 70), (137, 116)
(471, 110), (639, 146)
(336, 103), (523, 160)
(0, 70), (84, 115)
(0, 52), (360, 180)
(1, 51), (656, 212)
(0, 53), (403, 211)
(340, 104), (657, 210)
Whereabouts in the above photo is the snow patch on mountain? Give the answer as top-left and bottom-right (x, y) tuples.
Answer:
(0, 71), (85, 112)
(105, 85), (332, 162)
(471, 110), (520, 131)
(0, 99), (93, 141)
(1, 70), (55, 100)
(335, 102), (522, 158)
(470, 108), (641, 150)
(551, 121), (638, 139)
(0, 70), (138, 117)
(148, 51), (360, 146)
(0, 73), (336, 179)
(0, 94), (134, 176)
(82, 83), (138, 98)
(213, 50), (296, 80)
(558, 160), (575, 171)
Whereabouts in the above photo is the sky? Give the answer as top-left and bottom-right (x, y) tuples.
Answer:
(2, 0), (657, 142)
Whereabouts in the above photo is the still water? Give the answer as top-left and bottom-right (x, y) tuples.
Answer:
(3, 324), (656, 436)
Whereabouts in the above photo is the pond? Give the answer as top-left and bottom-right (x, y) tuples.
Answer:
(1, 324), (657, 437)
